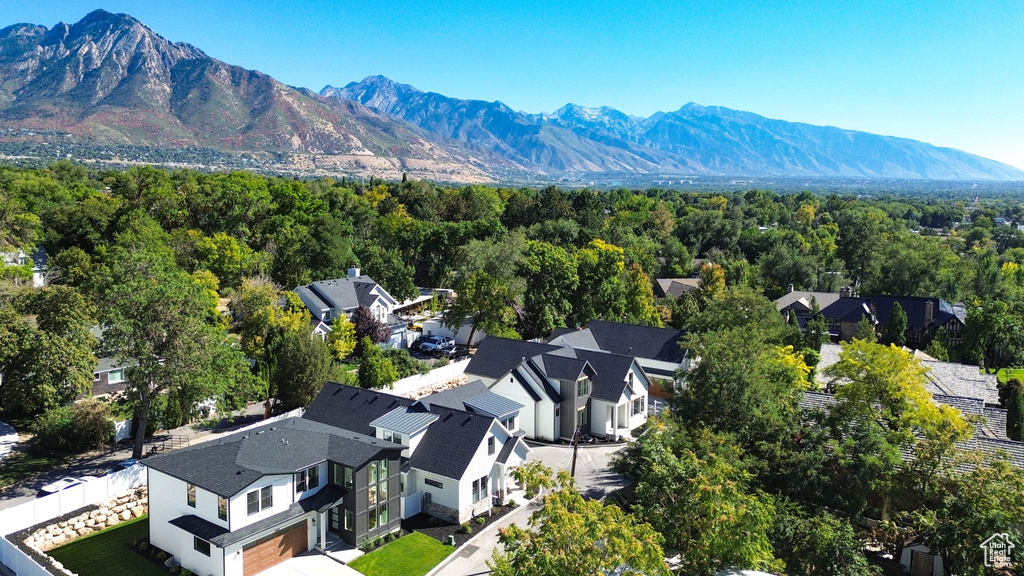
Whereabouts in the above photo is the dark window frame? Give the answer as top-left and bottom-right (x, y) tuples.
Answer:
(194, 536), (211, 556)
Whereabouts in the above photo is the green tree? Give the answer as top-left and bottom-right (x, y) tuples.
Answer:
(622, 262), (662, 326)
(517, 241), (578, 338)
(489, 471), (669, 576)
(510, 460), (555, 498)
(270, 324), (333, 410)
(886, 302), (908, 347)
(854, 316), (877, 342)
(357, 338), (399, 389)
(771, 502), (875, 576)
(100, 246), (254, 458)
(804, 314), (830, 352)
(444, 271), (520, 346)
(619, 424), (780, 576)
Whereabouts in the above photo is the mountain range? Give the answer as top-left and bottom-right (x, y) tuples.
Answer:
(1, 9), (1021, 182)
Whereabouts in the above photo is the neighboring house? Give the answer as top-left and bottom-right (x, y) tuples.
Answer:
(817, 293), (965, 347)
(773, 288), (841, 329)
(652, 278), (701, 299)
(806, 345), (1024, 471)
(1, 247), (47, 287)
(898, 536), (945, 576)
(145, 417), (403, 576)
(547, 320), (689, 394)
(295, 268), (408, 348)
(302, 383), (531, 523)
(464, 337), (651, 441)
(92, 357), (134, 397)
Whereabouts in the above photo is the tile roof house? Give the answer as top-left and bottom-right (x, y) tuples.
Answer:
(145, 417), (403, 576)
(465, 336), (652, 441)
(302, 383), (531, 524)
(295, 267), (408, 348)
(816, 293), (965, 347)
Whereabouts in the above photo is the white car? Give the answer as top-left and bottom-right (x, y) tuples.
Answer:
(40, 475), (98, 494)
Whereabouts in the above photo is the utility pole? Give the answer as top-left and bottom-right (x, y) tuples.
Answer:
(570, 426), (580, 478)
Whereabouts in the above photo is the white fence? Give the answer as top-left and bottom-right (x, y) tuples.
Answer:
(112, 419), (133, 443)
(0, 465), (147, 576)
(401, 491), (422, 519)
(390, 359), (470, 396)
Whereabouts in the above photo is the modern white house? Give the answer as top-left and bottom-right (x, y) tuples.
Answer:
(302, 383), (531, 524)
(465, 337), (651, 441)
(1, 247), (47, 287)
(295, 268), (408, 348)
(145, 417), (403, 576)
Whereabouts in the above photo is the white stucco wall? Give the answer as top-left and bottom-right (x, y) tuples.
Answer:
(228, 474), (292, 530)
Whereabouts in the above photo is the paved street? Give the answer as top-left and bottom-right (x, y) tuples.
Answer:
(433, 441), (629, 576)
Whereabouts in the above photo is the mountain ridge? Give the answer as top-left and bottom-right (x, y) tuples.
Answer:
(0, 10), (1019, 181)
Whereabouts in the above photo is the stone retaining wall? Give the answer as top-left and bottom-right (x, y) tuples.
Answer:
(23, 487), (148, 553)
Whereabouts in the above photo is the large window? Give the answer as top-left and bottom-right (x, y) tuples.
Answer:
(632, 397), (644, 416)
(218, 495), (228, 521)
(578, 407), (588, 428)
(194, 537), (211, 556)
(577, 378), (590, 397)
(295, 465), (320, 493)
(344, 509), (353, 531)
(186, 483), (196, 508)
(247, 486), (273, 515)
(502, 416), (515, 430)
(108, 369), (124, 384)
(368, 459), (390, 530)
(472, 476), (489, 503)
(382, 430), (400, 444)
(487, 436), (495, 455)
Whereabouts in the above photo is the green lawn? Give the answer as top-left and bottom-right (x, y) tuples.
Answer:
(996, 367), (1024, 384)
(49, 517), (166, 576)
(349, 533), (455, 576)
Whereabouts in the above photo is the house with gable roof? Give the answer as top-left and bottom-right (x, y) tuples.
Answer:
(145, 417), (403, 576)
(302, 383), (531, 523)
(295, 267), (408, 348)
(816, 292), (965, 347)
(464, 336), (652, 441)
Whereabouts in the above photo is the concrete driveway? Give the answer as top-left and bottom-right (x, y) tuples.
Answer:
(255, 551), (361, 576)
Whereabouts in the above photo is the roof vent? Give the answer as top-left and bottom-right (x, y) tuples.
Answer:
(281, 438), (289, 445)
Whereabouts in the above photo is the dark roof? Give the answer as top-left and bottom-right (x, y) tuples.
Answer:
(303, 382), (413, 436)
(819, 297), (873, 324)
(577, 320), (687, 363)
(774, 291), (841, 312)
(872, 296), (960, 330)
(170, 485), (347, 547)
(465, 337), (562, 379)
(145, 417), (400, 497)
(573, 349), (644, 402)
(535, 353), (590, 382)
(496, 436), (528, 464)
(409, 405), (495, 480)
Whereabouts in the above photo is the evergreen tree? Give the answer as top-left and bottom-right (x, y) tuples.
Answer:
(887, 302), (908, 347)
(854, 316), (876, 342)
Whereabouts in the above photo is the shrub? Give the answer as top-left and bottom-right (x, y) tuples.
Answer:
(157, 551), (169, 561)
(457, 523), (473, 534)
(182, 570), (193, 576)
(475, 517), (486, 525)
(33, 401), (112, 452)
(139, 542), (150, 551)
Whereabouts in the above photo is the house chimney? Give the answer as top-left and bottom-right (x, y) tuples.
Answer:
(347, 267), (360, 278)
(840, 286), (851, 298)
(788, 283), (794, 294)
(925, 300), (934, 323)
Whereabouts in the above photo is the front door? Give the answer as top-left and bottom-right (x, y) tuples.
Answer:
(328, 506), (340, 532)
(911, 551), (933, 576)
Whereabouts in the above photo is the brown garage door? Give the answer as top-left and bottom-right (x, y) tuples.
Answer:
(242, 521), (307, 576)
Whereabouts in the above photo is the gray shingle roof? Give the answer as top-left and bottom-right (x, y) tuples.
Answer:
(409, 406), (495, 480)
(572, 349), (644, 403)
(300, 276), (395, 313)
(653, 278), (701, 299)
(774, 290), (841, 312)
(554, 320), (688, 364)
(303, 383), (414, 436)
(145, 418), (400, 497)
(370, 406), (439, 436)
(466, 337), (563, 379)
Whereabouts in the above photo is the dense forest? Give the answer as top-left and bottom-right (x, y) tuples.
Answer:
(2, 162), (1024, 575)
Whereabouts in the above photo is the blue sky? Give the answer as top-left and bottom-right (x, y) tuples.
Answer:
(4, 1), (1024, 168)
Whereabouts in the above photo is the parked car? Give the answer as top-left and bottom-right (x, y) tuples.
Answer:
(109, 458), (140, 473)
(39, 475), (98, 495)
(410, 335), (429, 350)
(419, 336), (454, 353)
(436, 343), (467, 359)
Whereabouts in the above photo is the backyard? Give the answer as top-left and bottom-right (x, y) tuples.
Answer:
(348, 532), (454, 576)
(996, 367), (1024, 384)
(48, 516), (166, 576)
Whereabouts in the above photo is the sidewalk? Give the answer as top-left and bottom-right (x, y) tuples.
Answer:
(428, 493), (541, 576)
